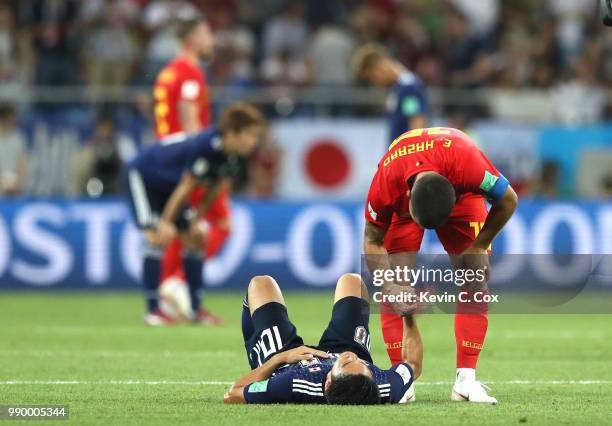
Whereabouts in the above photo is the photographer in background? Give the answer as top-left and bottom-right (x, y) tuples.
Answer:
(73, 116), (133, 197)
(0, 104), (28, 197)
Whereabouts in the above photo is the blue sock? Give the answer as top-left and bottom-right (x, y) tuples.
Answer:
(183, 250), (204, 313)
(143, 246), (162, 313)
(241, 296), (254, 342)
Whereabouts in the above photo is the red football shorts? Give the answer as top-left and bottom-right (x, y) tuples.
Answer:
(383, 193), (488, 255)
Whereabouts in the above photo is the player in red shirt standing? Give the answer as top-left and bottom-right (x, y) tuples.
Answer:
(152, 17), (226, 325)
(364, 127), (518, 404)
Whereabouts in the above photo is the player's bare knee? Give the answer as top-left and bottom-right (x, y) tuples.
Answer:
(247, 275), (284, 313)
(249, 275), (277, 290)
(335, 273), (367, 302)
(145, 230), (167, 249)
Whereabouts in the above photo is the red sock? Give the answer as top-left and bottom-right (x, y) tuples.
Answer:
(204, 226), (230, 259)
(381, 312), (404, 365)
(161, 238), (185, 282)
(455, 292), (489, 369)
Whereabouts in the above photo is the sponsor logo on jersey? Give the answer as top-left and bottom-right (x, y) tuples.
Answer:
(354, 326), (369, 348)
(299, 358), (320, 367)
(193, 158), (209, 176)
(181, 80), (201, 100)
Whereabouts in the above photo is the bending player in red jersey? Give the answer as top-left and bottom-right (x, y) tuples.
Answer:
(363, 127), (518, 404)
(152, 17), (227, 325)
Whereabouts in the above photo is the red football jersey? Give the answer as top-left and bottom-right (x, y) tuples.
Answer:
(365, 127), (506, 230)
(153, 57), (211, 138)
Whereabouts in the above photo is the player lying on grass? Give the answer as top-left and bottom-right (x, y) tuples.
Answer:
(224, 274), (423, 405)
(364, 127), (518, 404)
(125, 103), (264, 326)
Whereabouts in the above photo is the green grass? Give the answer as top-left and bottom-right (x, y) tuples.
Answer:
(1, 292), (611, 425)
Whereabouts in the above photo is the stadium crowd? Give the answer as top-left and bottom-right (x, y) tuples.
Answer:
(0, 0), (610, 198)
(0, 0), (607, 94)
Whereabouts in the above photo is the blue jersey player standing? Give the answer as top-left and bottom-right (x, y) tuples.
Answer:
(224, 274), (423, 405)
(353, 43), (429, 142)
(125, 103), (264, 325)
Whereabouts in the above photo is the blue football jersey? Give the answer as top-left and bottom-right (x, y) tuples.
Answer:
(387, 71), (429, 143)
(129, 129), (240, 193)
(243, 353), (414, 404)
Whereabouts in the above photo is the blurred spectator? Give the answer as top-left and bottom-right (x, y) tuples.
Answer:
(208, 6), (255, 87)
(261, 48), (310, 87)
(450, 0), (499, 37)
(262, 1), (308, 61)
(83, 0), (138, 99)
(142, 0), (200, 81)
(305, 0), (349, 29)
(551, 57), (605, 126)
(25, 0), (81, 87)
(308, 21), (354, 85)
(0, 105), (28, 196)
(491, 20), (532, 88)
(0, 4), (21, 85)
(350, 1), (394, 43)
(80, 0), (138, 22)
(537, 161), (561, 198)
(0, 0), (604, 96)
(73, 116), (131, 196)
(387, 11), (428, 68)
(601, 174), (612, 198)
(548, 0), (593, 64)
(142, 0), (200, 29)
(439, 9), (488, 88)
(529, 21), (562, 89)
(247, 130), (282, 198)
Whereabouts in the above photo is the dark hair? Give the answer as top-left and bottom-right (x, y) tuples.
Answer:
(218, 103), (264, 134)
(176, 17), (206, 40)
(325, 374), (380, 405)
(351, 43), (389, 80)
(410, 173), (456, 229)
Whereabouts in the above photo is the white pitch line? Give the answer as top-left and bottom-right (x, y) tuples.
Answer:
(1, 380), (611, 386)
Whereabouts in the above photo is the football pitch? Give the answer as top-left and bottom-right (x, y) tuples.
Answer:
(1, 292), (611, 425)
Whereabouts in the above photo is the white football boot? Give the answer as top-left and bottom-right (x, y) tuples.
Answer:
(451, 369), (498, 404)
(399, 383), (416, 403)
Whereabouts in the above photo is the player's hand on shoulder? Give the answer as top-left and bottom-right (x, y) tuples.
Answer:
(278, 346), (329, 364)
